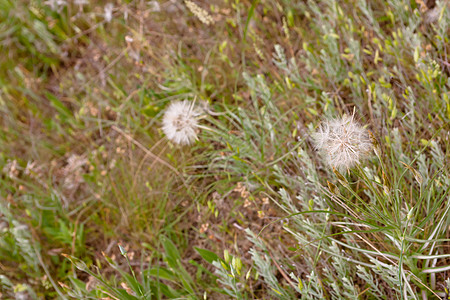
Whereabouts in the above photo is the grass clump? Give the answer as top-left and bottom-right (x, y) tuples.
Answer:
(0, 0), (449, 299)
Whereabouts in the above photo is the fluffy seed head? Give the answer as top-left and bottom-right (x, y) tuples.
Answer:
(313, 115), (372, 171)
(162, 100), (202, 145)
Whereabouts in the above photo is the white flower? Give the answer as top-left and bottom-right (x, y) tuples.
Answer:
(104, 3), (114, 22)
(313, 115), (372, 171)
(162, 100), (202, 145)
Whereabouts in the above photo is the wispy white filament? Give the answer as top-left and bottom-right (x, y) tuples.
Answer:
(313, 115), (372, 171)
(162, 100), (202, 145)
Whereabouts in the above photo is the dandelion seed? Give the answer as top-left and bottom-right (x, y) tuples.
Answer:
(104, 3), (114, 23)
(162, 100), (203, 145)
(185, 0), (214, 25)
(313, 114), (372, 171)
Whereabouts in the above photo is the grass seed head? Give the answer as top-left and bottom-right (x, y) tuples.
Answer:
(313, 115), (372, 171)
(184, 0), (214, 25)
(162, 100), (202, 145)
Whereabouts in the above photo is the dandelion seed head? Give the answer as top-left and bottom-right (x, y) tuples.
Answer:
(313, 115), (372, 171)
(162, 100), (202, 145)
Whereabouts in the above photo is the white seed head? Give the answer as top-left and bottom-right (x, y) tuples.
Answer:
(313, 115), (372, 171)
(162, 100), (202, 145)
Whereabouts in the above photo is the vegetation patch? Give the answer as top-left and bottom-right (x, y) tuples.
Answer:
(0, 0), (449, 299)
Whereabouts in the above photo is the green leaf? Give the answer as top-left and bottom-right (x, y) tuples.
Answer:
(243, 0), (259, 41)
(145, 267), (177, 282)
(161, 236), (181, 269)
(194, 247), (220, 264)
(45, 92), (72, 119)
